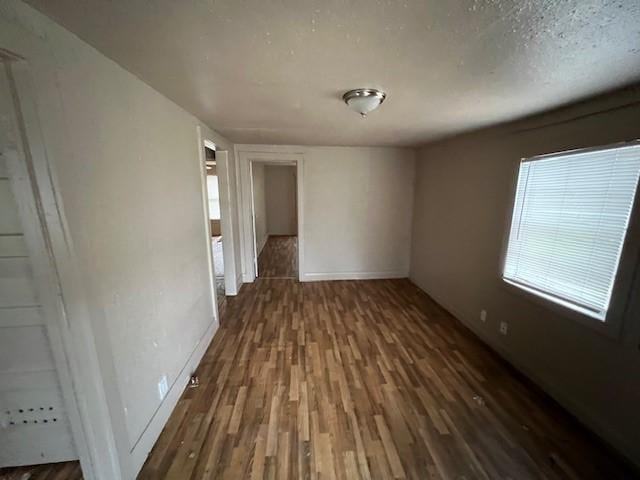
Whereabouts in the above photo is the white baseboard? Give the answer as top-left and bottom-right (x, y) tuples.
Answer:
(301, 271), (407, 282)
(408, 277), (640, 472)
(257, 235), (268, 256)
(228, 272), (243, 296)
(242, 272), (254, 283)
(129, 318), (219, 476)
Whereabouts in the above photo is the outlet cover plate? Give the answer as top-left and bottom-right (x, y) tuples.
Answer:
(499, 322), (508, 335)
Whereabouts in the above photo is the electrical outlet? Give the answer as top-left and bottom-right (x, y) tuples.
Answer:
(480, 310), (487, 322)
(499, 321), (508, 335)
(157, 375), (169, 401)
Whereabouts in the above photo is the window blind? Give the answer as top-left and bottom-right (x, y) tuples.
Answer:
(503, 143), (640, 320)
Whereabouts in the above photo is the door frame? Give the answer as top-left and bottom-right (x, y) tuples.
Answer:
(197, 133), (239, 299)
(0, 58), (120, 479)
(203, 140), (239, 296)
(195, 130), (220, 325)
(237, 149), (304, 282)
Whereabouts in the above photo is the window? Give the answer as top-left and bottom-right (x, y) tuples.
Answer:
(503, 142), (640, 321)
(207, 175), (220, 220)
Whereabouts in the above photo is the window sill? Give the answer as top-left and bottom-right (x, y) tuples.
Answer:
(500, 277), (622, 341)
(503, 278), (605, 321)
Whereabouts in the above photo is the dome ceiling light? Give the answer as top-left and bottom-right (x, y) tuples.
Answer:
(342, 88), (386, 117)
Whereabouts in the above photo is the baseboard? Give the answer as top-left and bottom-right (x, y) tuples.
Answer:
(129, 318), (219, 476)
(228, 272), (242, 296)
(257, 235), (268, 256)
(242, 272), (254, 283)
(301, 271), (407, 282)
(408, 277), (640, 473)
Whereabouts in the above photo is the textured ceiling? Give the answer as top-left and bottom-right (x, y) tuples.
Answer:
(26, 0), (640, 146)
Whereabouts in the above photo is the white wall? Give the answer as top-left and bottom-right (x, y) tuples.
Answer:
(237, 145), (415, 282)
(0, 2), (236, 477)
(265, 165), (297, 235)
(251, 163), (268, 254)
(410, 88), (640, 469)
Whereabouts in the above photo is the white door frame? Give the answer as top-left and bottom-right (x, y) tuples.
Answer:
(247, 160), (260, 277)
(195, 129), (219, 326)
(1, 58), (120, 479)
(237, 149), (304, 282)
(198, 135), (239, 297)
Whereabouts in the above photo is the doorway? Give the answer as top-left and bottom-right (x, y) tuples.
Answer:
(200, 138), (238, 322)
(204, 145), (227, 314)
(250, 162), (299, 279)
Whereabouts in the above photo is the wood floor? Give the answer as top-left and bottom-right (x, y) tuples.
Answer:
(138, 278), (636, 480)
(0, 461), (82, 480)
(257, 235), (297, 279)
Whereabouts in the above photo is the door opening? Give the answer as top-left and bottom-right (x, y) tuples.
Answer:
(204, 145), (227, 315)
(250, 161), (299, 279)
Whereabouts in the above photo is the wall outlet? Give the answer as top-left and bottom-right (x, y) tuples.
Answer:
(499, 321), (508, 335)
(480, 310), (487, 322)
(157, 375), (169, 401)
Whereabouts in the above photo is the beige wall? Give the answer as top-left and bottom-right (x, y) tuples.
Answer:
(303, 147), (415, 280)
(251, 163), (268, 254)
(410, 88), (640, 468)
(1, 1), (236, 477)
(265, 165), (297, 235)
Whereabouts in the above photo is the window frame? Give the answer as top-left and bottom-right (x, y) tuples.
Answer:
(499, 140), (640, 339)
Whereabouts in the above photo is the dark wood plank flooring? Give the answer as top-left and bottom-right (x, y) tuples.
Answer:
(0, 461), (82, 480)
(138, 278), (637, 480)
(257, 236), (297, 279)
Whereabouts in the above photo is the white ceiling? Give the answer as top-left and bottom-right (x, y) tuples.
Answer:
(26, 0), (640, 147)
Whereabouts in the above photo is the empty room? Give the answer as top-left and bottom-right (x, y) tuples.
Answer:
(0, 1), (639, 479)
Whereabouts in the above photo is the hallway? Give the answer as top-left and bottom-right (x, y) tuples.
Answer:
(257, 235), (297, 279)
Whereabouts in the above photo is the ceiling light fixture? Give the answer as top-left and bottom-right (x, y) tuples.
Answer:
(343, 88), (386, 117)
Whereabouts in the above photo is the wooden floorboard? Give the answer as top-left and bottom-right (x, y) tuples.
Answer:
(138, 278), (638, 480)
(257, 236), (297, 279)
(0, 461), (82, 480)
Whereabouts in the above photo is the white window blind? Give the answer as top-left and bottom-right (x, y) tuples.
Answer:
(503, 143), (640, 320)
